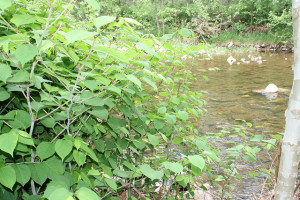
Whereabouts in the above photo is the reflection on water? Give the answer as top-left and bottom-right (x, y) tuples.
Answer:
(190, 52), (294, 199)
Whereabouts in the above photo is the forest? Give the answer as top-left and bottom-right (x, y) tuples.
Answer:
(0, 0), (299, 200)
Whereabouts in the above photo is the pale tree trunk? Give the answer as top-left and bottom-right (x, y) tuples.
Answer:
(154, 0), (160, 35)
(274, 0), (300, 199)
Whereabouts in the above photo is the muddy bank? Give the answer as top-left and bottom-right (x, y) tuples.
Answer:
(217, 42), (293, 52)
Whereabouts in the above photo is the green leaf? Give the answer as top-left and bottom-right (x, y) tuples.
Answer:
(11, 165), (31, 186)
(93, 16), (116, 29)
(123, 18), (142, 26)
(177, 111), (189, 121)
(11, 14), (36, 26)
(0, 87), (10, 101)
(84, 80), (98, 91)
(142, 77), (157, 91)
(30, 163), (48, 185)
(165, 114), (176, 124)
(44, 157), (65, 179)
(104, 178), (117, 191)
(172, 136), (183, 144)
(0, 166), (16, 190)
(73, 150), (86, 166)
(0, 64), (12, 83)
(96, 46), (129, 63)
(179, 28), (191, 38)
(64, 30), (98, 45)
(139, 164), (163, 181)
(0, 132), (18, 156)
(80, 144), (99, 162)
(36, 142), (55, 160)
(188, 155), (205, 170)
(0, 0), (11, 10)
(10, 110), (31, 129)
(136, 43), (160, 59)
(7, 70), (30, 84)
(55, 139), (73, 161)
(17, 131), (34, 146)
(15, 44), (38, 66)
(83, 0), (100, 10)
(158, 107), (167, 114)
(147, 134), (159, 146)
(88, 107), (108, 120)
(31, 101), (45, 112)
(105, 85), (121, 95)
(40, 117), (55, 128)
(48, 187), (74, 200)
(162, 162), (183, 174)
(125, 74), (141, 88)
(76, 187), (100, 200)
(154, 119), (165, 130)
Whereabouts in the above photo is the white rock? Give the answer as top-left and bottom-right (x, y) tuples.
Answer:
(227, 56), (236, 65)
(264, 83), (278, 93)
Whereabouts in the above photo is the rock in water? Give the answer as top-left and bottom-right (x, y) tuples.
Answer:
(264, 83), (278, 93)
(227, 56), (236, 65)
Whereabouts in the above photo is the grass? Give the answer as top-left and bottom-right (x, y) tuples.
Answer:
(208, 30), (293, 46)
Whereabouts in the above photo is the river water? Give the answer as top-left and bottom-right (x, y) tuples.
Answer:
(190, 51), (294, 199)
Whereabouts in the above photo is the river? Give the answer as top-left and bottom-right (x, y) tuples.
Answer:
(190, 51), (294, 199)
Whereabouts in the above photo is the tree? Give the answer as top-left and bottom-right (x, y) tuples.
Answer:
(274, 0), (300, 199)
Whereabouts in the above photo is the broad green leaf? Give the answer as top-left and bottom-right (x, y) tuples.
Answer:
(15, 45), (38, 66)
(87, 169), (100, 176)
(139, 164), (163, 181)
(7, 70), (30, 83)
(162, 162), (183, 173)
(41, 117), (55, 128)
(158, 107), (167, 114)
(73, 150), (86, 166)
(80, 144), (99, 162)
(172, 136), (183, 144)
(30, 163), (48, 185)
(11, 14), (36, 26)
(48, 187), (74, 200)
(0, 132), (18, 156)
(93, 16), (116, 29)
(142, 77), (157, 91)
(188, 155), (205, 170)
(17, 131), (34, 146)
(105, 85), (121, 95)
(36, 142), (55, 160)
(88, 107), (108, 120)
(0, 87), (10, 101)
(31, 101), (45, 112)
(96, 46), (129, 63)
(0, 64), (12, 83)
(12, 165), (31, 186)
(204, 150), (221, 162)
(10, 110), (31, 129)
(76, 187), (100, 200)
(84, 80), (98, 91)
(44, 157), (65, 179)
(113, 170), (131, 178)
(0, 0), (11, 10)
(154, 119), (165, 130)
(83, 0), (100, 10)
(55, 139), (73, 161)
(94, 139), (105, 153)
(125, 74), (141, 88)
(64, 30), (98, 45)
(179, 28), (191, 38)
(161, 34), (173, 40)
(177, 111), (189, 121)
(0, 166), (16, 190)
(123, 18), (142, 26)
(136, 43), (160, 59)
(165, 114), (176, 124)
(147, 134), (159, 146)
(104, 178), (117, 191)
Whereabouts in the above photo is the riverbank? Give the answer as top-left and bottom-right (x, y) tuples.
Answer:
(207, 30), (293, 52)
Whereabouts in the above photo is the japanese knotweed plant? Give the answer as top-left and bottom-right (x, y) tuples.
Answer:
(0, 0), (210, 200)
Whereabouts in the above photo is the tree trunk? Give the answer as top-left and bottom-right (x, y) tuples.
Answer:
(274, 0), (300, 199)
(154, 0), (160, 35)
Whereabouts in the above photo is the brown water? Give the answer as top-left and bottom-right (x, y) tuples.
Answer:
(190, 51), (294, 199)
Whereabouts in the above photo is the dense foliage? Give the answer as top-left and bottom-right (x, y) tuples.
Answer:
(95, 0), (292, 39)
(0, 0), (282, 199)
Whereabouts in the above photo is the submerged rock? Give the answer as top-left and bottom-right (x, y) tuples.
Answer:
(263, 83), (278, 93)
